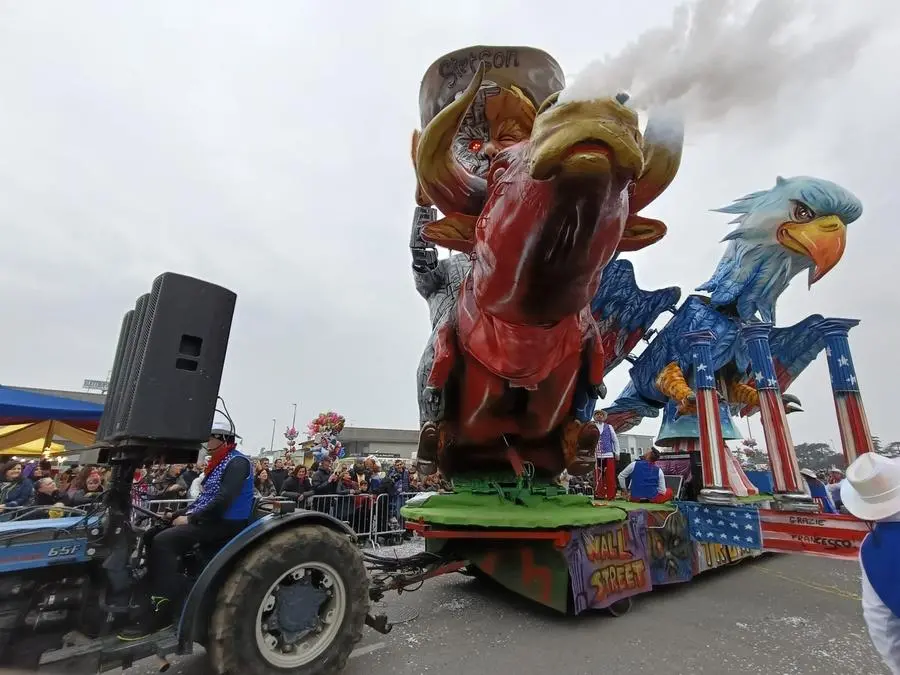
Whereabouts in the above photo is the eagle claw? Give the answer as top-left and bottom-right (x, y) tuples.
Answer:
(781, 393), (802, 414)
(676, 392), (698, 417)
(590, 382), (608, 400)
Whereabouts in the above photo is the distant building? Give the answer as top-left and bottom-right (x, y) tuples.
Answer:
(336, 428), (655, 461)
(618, 433), (656, 458)
(339, 427), (419, 459)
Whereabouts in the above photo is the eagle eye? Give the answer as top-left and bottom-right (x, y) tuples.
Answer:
(791, 200), (815, 223)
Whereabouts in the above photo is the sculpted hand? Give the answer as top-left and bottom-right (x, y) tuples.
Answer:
(590, 382), (608, 400)
(423, 386), (445, 421)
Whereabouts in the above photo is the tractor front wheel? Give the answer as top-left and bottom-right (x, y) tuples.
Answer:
(207, 524), (368, 675)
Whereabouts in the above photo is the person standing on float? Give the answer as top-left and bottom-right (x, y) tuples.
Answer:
(799, 467), (838, 514)
(840, 453), (900, 674)
(592, 410), (619, 499)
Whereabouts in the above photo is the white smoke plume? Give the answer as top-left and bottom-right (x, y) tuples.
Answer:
(558, 0), (884, 131)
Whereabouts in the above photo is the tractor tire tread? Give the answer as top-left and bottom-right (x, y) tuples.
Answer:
(207, 524), (368, 675)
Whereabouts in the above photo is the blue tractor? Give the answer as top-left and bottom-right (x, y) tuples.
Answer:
(0, 272), (408, 673)
(0, 493), (377, 673)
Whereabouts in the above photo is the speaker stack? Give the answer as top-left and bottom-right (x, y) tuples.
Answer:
(97, 272), (237, 460)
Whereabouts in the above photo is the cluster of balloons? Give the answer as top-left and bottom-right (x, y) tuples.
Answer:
(307, 411), (346, 438)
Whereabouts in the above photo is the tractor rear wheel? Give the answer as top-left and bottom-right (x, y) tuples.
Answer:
(207, 525), (368, 675)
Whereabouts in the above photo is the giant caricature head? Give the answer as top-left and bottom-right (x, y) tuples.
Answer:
(410, 46), (684, 324)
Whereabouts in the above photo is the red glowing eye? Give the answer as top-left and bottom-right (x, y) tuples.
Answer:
(468, 139), (483, 153)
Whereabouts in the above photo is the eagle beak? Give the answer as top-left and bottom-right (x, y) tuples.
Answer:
(776, 215), (847, 285)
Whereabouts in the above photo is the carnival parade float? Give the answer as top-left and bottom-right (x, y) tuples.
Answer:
(387, 45), (874, 616)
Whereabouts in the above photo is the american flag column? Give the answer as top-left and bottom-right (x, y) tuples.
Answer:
(684, 330), (735, 504)
(740, 322), (813, 509)
(817, 317), (873, 465)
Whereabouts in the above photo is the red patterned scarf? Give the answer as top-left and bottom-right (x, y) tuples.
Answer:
(205, 443), (236, 476)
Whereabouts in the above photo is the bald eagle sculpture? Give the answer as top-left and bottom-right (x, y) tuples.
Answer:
(600, 175), (863, 442)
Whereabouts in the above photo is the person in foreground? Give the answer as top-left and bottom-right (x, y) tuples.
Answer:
(840, 452), (900, 674)
(617, 448), (673, 503)
(119, 423), (254, 640)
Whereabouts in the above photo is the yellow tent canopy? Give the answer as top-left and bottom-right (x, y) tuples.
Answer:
(0, 422), (95, 455)
(0, 429), (66, 456)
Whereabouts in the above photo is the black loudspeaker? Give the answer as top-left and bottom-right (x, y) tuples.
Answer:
(97, 272), (237, 447)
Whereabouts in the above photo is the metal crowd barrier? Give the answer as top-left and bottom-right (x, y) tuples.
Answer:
(305, 492), (422, 547)
(129, 490), (194, 526)
(126, 487), (427, 545)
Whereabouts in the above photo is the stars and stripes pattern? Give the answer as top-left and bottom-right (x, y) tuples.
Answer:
(741, 323), (802, 493)
(756, 509), (868, 561)
(757, 388), (802, 492)
(834, 391), (875, 462)
(821, 321), (873, 461)
(686, 332), (729, 489)
(684, 504), (868, 561)
(743, 324), (780, 392)
(683, 503), (762, 549)
(824, 333), (861, 394)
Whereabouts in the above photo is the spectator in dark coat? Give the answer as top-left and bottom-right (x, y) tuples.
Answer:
(310, 457), (339, 495)
(270, 458), (289, 494)
(282, 466), (313, 501)
(254, 469), (277, 498)
(0, 462), (34, 511)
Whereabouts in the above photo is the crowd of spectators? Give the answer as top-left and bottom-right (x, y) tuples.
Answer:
(0, 453), (452, 535)
(128, 454), (452, 539)
(249, 455), (452, 540)
(0, 459), (108, 518)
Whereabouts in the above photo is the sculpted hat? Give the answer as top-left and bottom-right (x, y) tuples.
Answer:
(840, 453), (900, 521)
(418, 45), (565, 127)
(799, 468), (818, 480)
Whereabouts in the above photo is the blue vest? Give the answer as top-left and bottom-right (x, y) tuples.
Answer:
(630, 460), (661, 500)
(806, 479), (837, 514)
(189, 450), (254, 521)
(861, 521), (900, 618)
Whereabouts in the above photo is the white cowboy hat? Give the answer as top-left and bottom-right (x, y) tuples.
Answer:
(799, 468), (818, 480)
(840, 453), (900, 521)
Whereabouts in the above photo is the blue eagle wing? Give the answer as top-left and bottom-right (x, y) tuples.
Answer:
(602, 297), (740, 431)
(738, 314), (827, 416)
(591, 258), (681, 376)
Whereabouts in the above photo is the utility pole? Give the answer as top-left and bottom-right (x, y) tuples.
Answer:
(270, 418), (276, 452)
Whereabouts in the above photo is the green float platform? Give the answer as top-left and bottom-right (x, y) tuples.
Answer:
(400, 487), (774, 615)
(401, 490), (772, 529)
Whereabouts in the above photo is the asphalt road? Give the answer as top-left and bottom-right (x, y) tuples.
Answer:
(123, 551), (886, 675)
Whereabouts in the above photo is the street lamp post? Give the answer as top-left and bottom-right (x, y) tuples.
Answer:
(291, 403), (298, 429)
(270, 418), (276, 453)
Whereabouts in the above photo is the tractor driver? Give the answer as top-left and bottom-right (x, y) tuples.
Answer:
(119, 423), (254, 640)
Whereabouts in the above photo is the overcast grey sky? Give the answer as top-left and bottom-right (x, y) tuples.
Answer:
(1, 1), (898, 453)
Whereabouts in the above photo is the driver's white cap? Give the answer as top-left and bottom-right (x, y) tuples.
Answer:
(210, 421), (241, 439)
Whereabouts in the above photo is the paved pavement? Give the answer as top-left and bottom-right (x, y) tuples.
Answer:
(125, 551), (887, 675)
